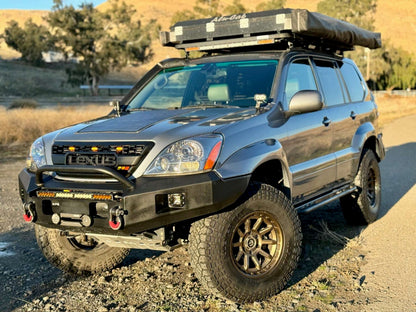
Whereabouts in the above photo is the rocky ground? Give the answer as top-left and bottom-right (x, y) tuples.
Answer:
(0, 114), (415, 311)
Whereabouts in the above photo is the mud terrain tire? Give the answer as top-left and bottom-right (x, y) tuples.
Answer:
(189, 183), (302, 303)
(341, 149), (381, 225)
(35, 225), (129, 275)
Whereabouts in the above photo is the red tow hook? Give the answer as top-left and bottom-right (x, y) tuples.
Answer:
(109, 207), (124, 230)
(23, 202), (36, 223)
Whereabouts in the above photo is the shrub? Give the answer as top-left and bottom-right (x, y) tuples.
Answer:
(8, 99), (39, 110)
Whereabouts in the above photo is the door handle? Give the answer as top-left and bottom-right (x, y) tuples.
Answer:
(350, 111), (357, 120)
(322, 116), (331, 126)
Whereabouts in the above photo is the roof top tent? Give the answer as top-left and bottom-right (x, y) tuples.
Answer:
(160, 8), (382, 54)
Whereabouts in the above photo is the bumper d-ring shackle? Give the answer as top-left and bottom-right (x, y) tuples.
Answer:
(109, 207), (125, 230)
(23, 202), (36, 223)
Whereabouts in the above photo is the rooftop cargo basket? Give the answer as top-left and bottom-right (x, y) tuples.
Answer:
(160, 8), (381, 54)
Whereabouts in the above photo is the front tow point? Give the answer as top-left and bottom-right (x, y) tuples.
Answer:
(23, 202), (36, 223)
(109, 207), (125, 230)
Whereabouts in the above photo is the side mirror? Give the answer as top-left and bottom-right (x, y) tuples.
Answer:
(287, 90), (323, 115)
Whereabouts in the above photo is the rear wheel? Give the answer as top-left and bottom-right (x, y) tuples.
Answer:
(341, 149), (381, 225)
(35, 225), (129, 275)
(189, 183), (302, 302)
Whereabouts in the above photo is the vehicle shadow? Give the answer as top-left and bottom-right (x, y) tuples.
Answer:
(378, 142), (416, 219)
(287, 142), (416, 287)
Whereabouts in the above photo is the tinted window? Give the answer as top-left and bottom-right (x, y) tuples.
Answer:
(285, 59), (317, 104)
(339, 62), (365, 102)
(314, 60), (345, 106)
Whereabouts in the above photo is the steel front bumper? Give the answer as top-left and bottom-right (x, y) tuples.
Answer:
(18, 166), (250, 235)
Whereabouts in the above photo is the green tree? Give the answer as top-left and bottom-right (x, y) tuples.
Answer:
(47, 0), (156, 95)
(256, 0), (286, 11)
(376, 45), (416, 90)
(2, 19), (53, 65)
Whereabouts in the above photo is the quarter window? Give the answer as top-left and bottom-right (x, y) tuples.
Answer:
(314, 60), (345, 106)
(339, 62), (365, 102)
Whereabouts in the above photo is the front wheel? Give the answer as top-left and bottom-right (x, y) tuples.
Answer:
(35, 225), (130, 275)
(341, 149), (381, 225)
(189, 183), (302, 302)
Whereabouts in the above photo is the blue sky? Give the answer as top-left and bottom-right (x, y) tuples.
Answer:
(0, 0), (106, 10)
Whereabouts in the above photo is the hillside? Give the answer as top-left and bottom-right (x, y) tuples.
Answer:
(0, 0), (414, 73)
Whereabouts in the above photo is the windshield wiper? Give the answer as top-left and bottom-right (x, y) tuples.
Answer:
(125, 107), (157, 112)
(182, 104), (241, 109)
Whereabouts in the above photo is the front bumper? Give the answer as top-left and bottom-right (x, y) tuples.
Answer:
(19, 166), (250, 235)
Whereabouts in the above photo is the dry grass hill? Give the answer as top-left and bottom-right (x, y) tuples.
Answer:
(0, 0), (414, 73)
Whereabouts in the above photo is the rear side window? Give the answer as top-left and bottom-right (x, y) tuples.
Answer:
(339, 62), (365, 102)
(314, 59), (345, 106)
(285, 59), (317, 104)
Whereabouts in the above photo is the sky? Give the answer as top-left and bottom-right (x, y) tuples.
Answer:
(0, 0), (106, 10)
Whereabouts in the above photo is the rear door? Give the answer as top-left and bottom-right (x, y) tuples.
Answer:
(312, 58), (363, 184)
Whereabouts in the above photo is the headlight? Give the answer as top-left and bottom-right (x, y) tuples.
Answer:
(26, 137), (46, 172)
(144, 135), (222, 176)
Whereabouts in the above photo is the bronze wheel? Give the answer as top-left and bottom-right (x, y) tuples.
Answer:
(189, 183), (302, 303)
(230, 211), (284, 277)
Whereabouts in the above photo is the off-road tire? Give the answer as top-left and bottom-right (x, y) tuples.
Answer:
(35, 225), (130, 275)
(188, 183), (302, 303)
(341, 149), (381, 225)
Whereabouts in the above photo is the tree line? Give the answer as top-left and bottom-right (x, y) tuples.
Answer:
(1, 0), (415, 93)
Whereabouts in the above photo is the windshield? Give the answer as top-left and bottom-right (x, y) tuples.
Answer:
(126, 60), (278, 110)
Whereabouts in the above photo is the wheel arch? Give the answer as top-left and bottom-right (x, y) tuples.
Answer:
(216, 139), (292, 198)
(352, 122), (384, 162)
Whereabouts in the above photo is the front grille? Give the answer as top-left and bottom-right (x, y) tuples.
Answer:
(51, 141), (154, 179)
(52, 144), (147, 156)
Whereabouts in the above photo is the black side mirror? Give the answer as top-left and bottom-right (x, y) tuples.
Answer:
(287, 90), (323, 115)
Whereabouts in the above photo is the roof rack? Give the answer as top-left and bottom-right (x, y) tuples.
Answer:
(160, 9), (381, 54)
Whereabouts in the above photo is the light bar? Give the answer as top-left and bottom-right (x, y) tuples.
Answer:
(37, 191), (113, 201)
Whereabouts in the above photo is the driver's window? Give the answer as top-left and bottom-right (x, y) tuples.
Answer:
(285, 59), (317, 105)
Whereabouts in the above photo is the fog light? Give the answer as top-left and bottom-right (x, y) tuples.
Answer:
(168, 193), (185, 208)
(51, 213), (61, 225)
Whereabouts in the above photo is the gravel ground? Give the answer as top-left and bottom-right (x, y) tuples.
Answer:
(3, 115), (414, 312)
(0, 147), (370, 312)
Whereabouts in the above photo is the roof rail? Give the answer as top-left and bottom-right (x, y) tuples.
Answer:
(160, 9), (381, 54)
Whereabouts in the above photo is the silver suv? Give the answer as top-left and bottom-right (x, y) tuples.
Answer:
(19, 9), (384, 302)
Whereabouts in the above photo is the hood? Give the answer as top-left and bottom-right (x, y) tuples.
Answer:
(53, 107), (257, 142)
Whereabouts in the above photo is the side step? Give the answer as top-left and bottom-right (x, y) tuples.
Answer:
(295, 185), (357, 213)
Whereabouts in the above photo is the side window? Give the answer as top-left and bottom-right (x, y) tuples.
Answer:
(314, 59), (345, 106)
(285, 59), (317, 104)
(339, 62), (365, 102)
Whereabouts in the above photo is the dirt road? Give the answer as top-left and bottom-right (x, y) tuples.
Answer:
(0, 114), (415, 311)
(361, 115), (416, 311)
